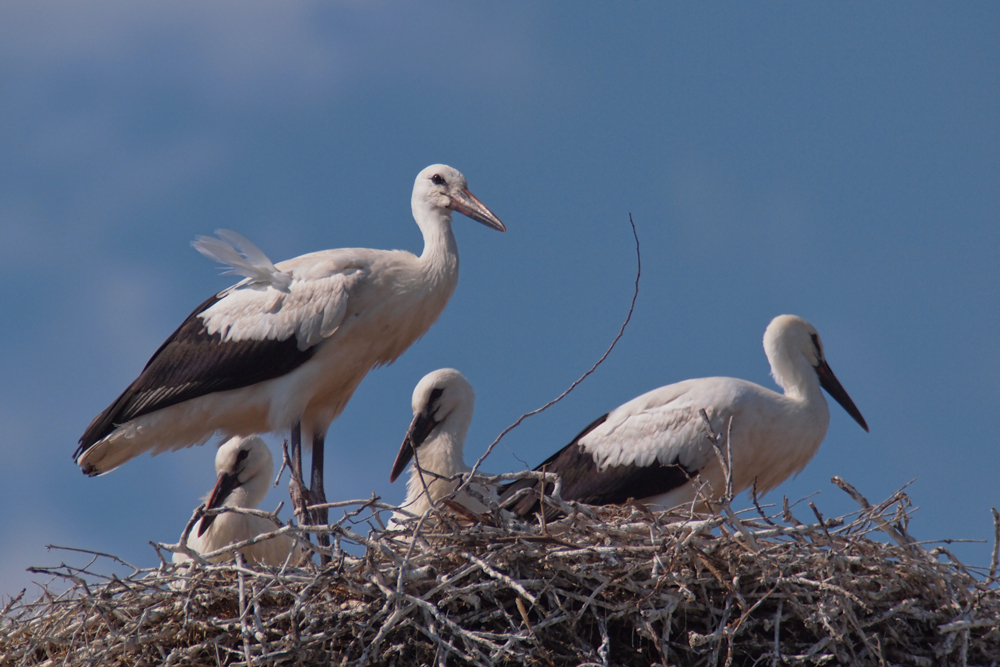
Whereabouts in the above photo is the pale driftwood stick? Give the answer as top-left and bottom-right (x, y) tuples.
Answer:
(273, 438), (289, 488)
(782, 496), (803, 527)
(390, 508), (439, 625)
(304, 498), (401, 513)
(596, 614), (611, 667)
(197, 503), (288, 524)
(466, 554), (537, 605)
(280, 439), (310, 530)
(469, 469), (561, 485)
(831, 476), (918, 551)
(156, 521), (302, 563)
(409, 440), (437, 511)
(457, 215), (641, 497)
(235, 551), (254, 667)
(939, 618), (1000, 633)
(699, 411), (760, 553)
(369, 575), (503, 656)
(24, 566), (93, 597)
(0, 590), (25, 618)
(43, 545), (137, 570)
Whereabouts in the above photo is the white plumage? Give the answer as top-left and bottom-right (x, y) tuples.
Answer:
(506, 315), (869, 515)
(76, 165), (504, 524)
(389, 369), (493, 518)
(173, 435), (298, 566)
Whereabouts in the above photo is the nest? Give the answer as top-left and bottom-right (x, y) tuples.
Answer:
(2, 476), (999, 667)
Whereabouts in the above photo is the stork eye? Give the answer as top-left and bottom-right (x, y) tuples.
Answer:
(428, 387), (445, 410)
(236, 449), (250, 463)
(431, 174), (446, 186)
(810, 333), (824, 358)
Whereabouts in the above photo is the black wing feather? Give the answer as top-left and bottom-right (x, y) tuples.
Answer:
(503, 412), (696, 517)
(76, 292), (317, 458)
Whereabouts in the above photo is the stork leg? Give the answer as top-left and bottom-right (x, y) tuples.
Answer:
(311, 431), (330, 564)
(288, 421), (310, 528)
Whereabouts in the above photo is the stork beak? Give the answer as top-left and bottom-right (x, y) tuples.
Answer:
(449, 188), (506, 232)
(389, 407), (441, 482)
(197, 470), (240, 537)
(815, 360), (869, 432)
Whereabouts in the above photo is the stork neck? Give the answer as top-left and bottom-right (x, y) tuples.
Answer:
(779, 367), (827, 411)
(770, 352), (825, 405)
(417, 209), (460, 278)
(228, 475), (268, 509)
(420, 433), (468, 478)
(404, 427), (471, 510)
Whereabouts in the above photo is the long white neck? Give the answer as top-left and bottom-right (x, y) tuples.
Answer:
(765, 343), (831, 449)
(413, 201), (460, 283)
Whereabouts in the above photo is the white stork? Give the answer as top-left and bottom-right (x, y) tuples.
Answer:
(173, 435), (298, 566)
(504, 315), (869, 516)
(75, 165), (505, 533)
(389, 369), (492, 518)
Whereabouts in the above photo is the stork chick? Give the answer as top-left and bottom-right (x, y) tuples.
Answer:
(174, 435), (297, 566)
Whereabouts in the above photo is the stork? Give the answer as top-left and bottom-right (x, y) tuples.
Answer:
(389, 368), (493, 519)
(504, 315), (869, 517)
(75, 165), (505, 536)
(173, 435), (299, 566)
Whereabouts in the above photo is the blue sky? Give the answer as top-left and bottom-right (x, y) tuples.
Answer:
(2, 3), (997, 597)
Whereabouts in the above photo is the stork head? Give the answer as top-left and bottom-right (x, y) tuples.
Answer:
(197, 435), (274, 536)
(412, 164), (505, 232)
(390, 368), (476, 482)
(764, 315), (869, 432)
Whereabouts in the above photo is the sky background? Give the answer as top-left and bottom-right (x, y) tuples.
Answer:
(2, 3), (997, 598)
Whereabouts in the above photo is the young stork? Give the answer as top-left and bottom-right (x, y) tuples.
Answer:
(173, 435), (298, 566)
(389, 368), (493, 519)
(75, 165), (505, 533)
(504, 315), (869, 517)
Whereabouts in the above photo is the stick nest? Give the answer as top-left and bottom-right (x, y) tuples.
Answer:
(3, 477), (998, 667)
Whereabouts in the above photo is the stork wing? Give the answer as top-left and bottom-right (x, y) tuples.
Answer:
(504, 380), (736, 517)
(76, 261), (360, 458)
(576, 380), (725, 472)
(504, 413), (699, 516)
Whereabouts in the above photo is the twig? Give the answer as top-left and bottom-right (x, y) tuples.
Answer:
(43, 545), (137, 570)
(456, 215), (641, 496)
(831, 476), (918, 551)
(699, 412), (760, 552)
(990, 507), (999, 584)
(235, 551), (254, 666)
(273, 438), (289, 488)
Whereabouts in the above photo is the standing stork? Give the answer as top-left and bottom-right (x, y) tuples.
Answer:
(389, 368), (492, 519)
(75, 165), (505, 536)
(504, 315), (869, 517)
(173, 435), (298, 566)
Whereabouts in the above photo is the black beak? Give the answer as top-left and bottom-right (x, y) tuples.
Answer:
(389, 407), (441, 483)
(197, 470), (240, 537)
(815, 360), (869, 432)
